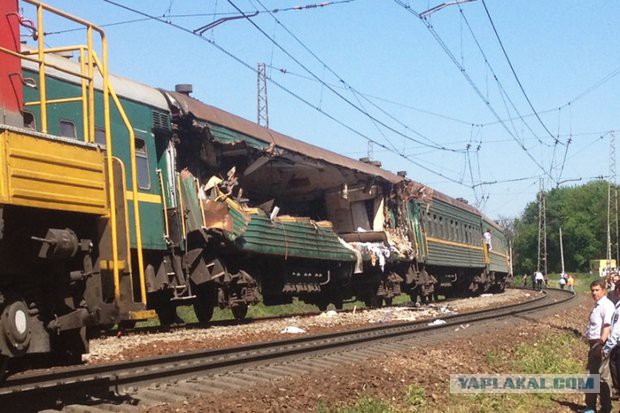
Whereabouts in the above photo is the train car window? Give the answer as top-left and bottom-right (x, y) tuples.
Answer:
(59, 120), (76, 139)
(94, 127), (106, 145)
(23, 111), (35, 129)
(135, 138), (151, 190)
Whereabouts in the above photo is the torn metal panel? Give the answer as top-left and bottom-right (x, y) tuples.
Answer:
(183, 170), (357, 263)
(202, 199), (234, 232)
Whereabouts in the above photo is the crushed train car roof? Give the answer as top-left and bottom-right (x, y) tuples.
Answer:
(164, 91), (404, 185)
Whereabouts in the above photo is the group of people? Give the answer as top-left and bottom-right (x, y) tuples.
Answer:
(519, 272), (575, 291)
(559, 272), (575, 291)
(585, 277), (620, 413)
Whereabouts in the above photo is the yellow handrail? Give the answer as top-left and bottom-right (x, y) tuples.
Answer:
(157, 169), (170, 241)
(92, 52), (146, 305)
(176, 173), (187, 239)
(113, 156), (133, 287)
(18, 0), (144, 304)
(1, 0), (148, 306)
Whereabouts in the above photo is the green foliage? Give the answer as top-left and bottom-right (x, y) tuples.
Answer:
(512, 332), (582, 374)
(546, 272), (599, 293)
(513, 180), (610, 274)
(403, 384), (426, 408)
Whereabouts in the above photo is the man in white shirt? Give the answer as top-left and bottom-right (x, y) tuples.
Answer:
(602, 282), (620, 403)
(534, 271), (544, 291)
(585, 279), (615, 413)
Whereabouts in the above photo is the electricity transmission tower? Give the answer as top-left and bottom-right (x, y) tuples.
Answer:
(608, 130), (618, 264)
(537, 178), (547, 274)
(257, 63), (269, 128)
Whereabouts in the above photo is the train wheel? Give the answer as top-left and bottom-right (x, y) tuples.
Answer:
(154, 293), (178, 326)
(231, 304), (248, 320)
(193, 283), (216, 324)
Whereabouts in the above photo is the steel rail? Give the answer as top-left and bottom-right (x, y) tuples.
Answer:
(0, 288), (573, 407)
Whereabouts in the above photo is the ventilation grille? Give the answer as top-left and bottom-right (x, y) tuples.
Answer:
(152, 111), (169, 130)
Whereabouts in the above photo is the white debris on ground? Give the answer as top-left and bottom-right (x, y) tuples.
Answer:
(86, 288), (532, 364)
(281, 326), (306, 334)
(428, 319), (446, 326)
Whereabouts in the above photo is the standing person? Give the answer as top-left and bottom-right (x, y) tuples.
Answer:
(584, 279), (615, 413)
(609, 273), (620, 305)
(567, 274), (575, 292)
(602, 283), (620, 399)
(522, 274), (528, 287)
(483, 229), (493, 252)
(559, 276), (566, 290)
(535, 271), (544, 291)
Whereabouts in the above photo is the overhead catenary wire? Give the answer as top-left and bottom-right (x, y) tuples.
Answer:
(457, 4), (556, 148)
(100, 0), (468, 186)
(393, 0), (555, 183)
(479, 65), (620, 128)
(44, 0), (357, 35)
(266, 64), (478, 126)
(251, 0), (476, 150)
(230, 0), (466, 154)
(480, 0), (558, 145)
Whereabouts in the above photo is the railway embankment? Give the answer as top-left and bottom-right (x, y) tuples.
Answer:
(86, 288), (533, 364)
(140, 290), (585, 413)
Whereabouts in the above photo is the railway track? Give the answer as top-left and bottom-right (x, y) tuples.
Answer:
(96, 291), (519, 339)
(3, 288), (573, 412)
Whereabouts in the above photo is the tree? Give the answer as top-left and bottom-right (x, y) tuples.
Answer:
(513, 180), (609, 274)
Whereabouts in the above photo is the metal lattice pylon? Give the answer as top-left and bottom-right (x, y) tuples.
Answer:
(537, 178), (547, 274)
(612, 131), (619, 264)
(257, 63), (269, 128)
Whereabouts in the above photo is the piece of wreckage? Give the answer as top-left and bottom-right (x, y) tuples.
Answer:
(176, 164), (436, 312)
(164, 90), (509, 313)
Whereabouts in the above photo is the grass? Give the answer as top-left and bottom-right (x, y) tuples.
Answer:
(328, 328), (587, 412)
(514, 271), (599, 294)
(137, 293), (413, 327)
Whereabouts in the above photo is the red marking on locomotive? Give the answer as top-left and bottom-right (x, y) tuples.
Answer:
(0, 0), (23, 122)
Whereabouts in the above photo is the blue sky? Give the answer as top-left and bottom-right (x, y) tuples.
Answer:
(27, 0), (620, 219)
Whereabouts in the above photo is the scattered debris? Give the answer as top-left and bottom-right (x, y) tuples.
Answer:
(428, 319), (446, 326)
(86, 289), (532, 364)
(281, 326), (306, 334)
(319, 310), (338, 317)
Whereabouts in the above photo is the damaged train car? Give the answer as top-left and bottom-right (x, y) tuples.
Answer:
(161, 89), (512, 313)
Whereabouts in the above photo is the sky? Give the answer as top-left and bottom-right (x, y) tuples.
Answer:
(23, 0), (620, 219)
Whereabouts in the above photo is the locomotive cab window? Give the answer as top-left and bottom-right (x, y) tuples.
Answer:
(59, 120), (76, 139)
(95, 127), (106, 145)
(135, 138), (151, 190)
(23, 111), (35, 129)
